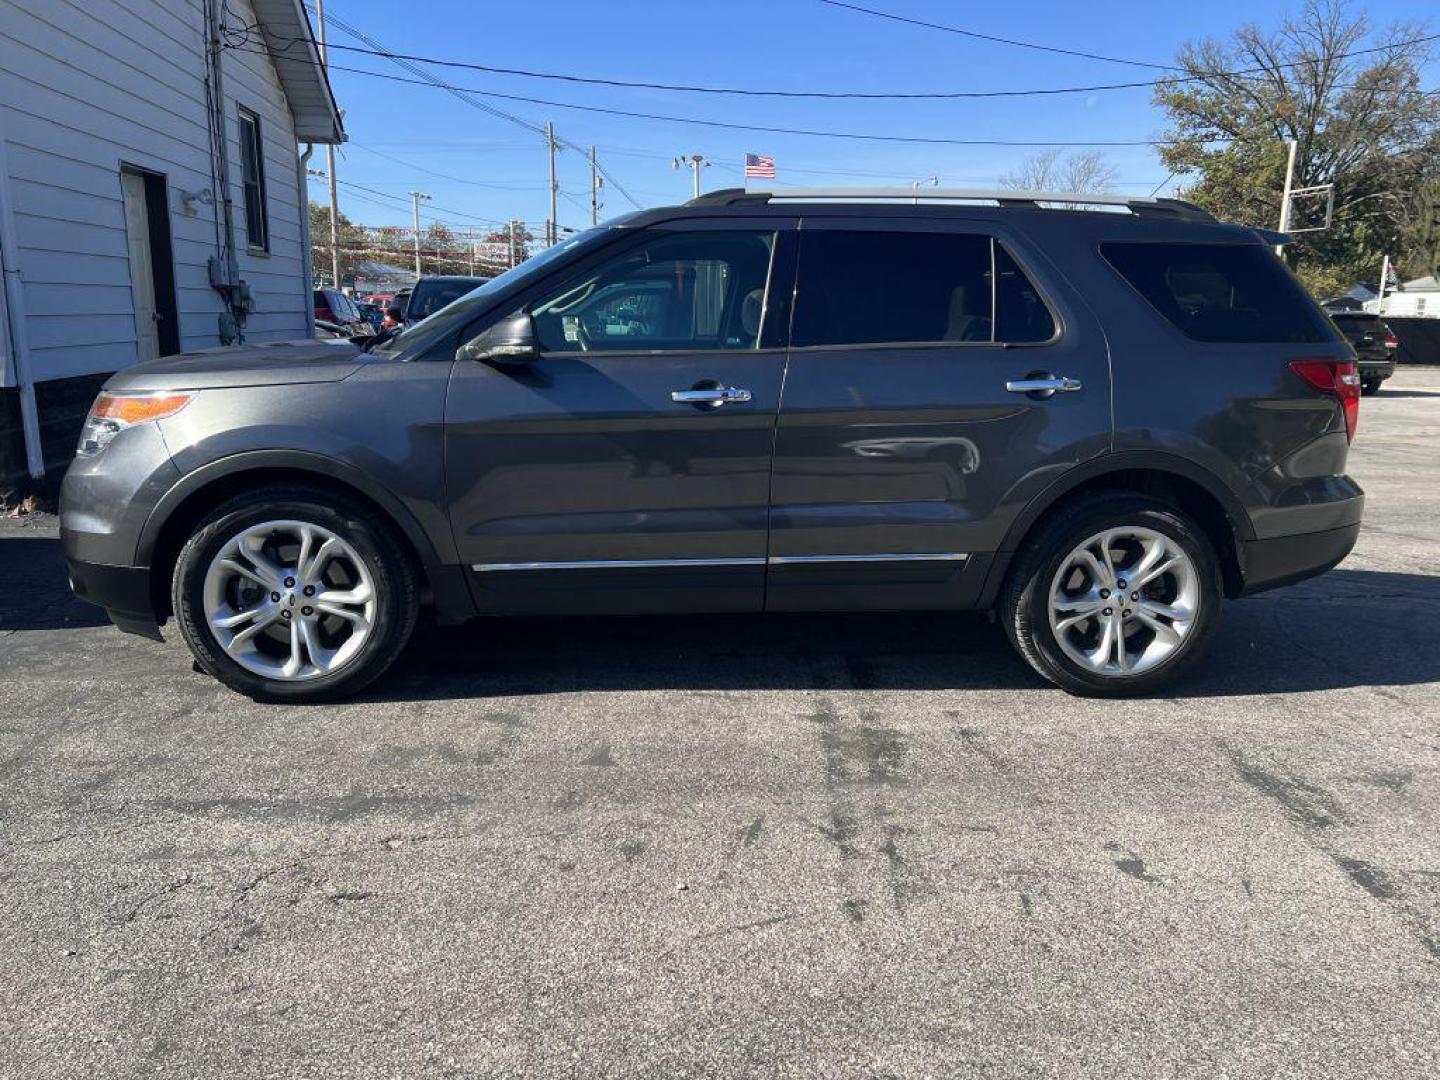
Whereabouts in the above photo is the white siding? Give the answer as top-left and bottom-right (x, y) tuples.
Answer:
(0, 0), (312, 386)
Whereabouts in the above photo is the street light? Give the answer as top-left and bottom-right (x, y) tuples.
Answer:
(673, 154), (709, 199)
(912, 175), (940, 203)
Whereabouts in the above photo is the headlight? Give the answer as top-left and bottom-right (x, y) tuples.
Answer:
(77, 392), (193, 457)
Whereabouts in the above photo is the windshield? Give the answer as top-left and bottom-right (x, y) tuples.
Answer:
(372, 228), (614, 356)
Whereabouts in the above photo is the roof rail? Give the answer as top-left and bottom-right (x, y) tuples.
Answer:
(685, 187), (1215, 222)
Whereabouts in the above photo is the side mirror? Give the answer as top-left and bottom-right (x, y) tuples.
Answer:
(459, 311), (539, 366)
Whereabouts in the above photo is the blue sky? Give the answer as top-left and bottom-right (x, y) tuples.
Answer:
(298, 0), (1437, 237)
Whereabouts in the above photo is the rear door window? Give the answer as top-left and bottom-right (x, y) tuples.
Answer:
(791, 230), (1055, 348)
(1101, 241), (1329, 343)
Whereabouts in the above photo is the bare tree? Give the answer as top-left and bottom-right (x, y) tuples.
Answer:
(1000, 149), (1119, 193)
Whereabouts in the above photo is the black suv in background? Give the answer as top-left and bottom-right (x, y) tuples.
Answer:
(1327, 310), (1398, 394)
(403, 275), (491, 323)
(62, 188), (1363, 702)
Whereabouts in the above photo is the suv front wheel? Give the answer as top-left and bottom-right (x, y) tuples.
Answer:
(172, 485), (419, 702)
(1001, 493), (1223, 696)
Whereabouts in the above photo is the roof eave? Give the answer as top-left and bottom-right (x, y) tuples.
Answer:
(250, 0), (345, 144)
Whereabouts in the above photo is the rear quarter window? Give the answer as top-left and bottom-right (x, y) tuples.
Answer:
(1101, 241), (1330, 344)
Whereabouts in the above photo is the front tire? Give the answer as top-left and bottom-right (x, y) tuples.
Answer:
(172, 485), (419, 702)
(1000, 493), (1224, 697)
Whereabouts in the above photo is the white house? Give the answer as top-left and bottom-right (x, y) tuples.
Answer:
(0, 0), (343, 488)
(1371, 275), (1440, 319)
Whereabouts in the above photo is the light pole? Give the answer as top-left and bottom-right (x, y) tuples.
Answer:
(911, 175), (939, 204)
(408, 191), (430, 277)
(1276, 138), (1298, 257)
(674, 154), (708, 199)
(316, 0), (341, 290)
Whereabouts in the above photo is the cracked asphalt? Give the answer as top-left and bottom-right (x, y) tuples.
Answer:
(3, 367), (1439, 1078)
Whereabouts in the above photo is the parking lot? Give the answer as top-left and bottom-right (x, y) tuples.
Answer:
(1, 367), (1437, 1078)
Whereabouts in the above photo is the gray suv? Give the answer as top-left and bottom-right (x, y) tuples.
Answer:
(61, 188), (1364, 702)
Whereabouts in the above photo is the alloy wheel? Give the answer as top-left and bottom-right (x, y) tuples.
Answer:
(1046, 526), (1200, 678)
(201, 520), (376, 681)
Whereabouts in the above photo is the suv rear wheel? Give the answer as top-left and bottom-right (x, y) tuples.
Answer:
(1000, 493), (1223, 696)
(172, 486), (419, 702)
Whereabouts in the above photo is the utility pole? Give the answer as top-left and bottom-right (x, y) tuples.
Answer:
(1276, 138), (1298, 257)
(546, 122), (558, 247)
(316, 0), (341, 289)
(590, 145), (601, 226)
(508, 220), (516, 268)
(1378, 254), (1392, 315)
(408, 191), (430, 277)
(674, 154), (706, 199)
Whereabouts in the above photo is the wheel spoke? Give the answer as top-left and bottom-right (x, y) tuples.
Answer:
(1094, 533), (1119, 583)
(298, 618), (337, 673)
(1138, 598), (1191, 623)
(1072, 548), (1108, 587)
(226, 608), (281, 652)
(1135, 610), (1182, 648)
(1134, 555), (1183, 589)
(216, 558), (274, 590)
(315, 601), (368, 626)
(1055, 608), (1101, 633)
(293, 526), (315, 585)
(318, 582), (373, 606)
(239, 535), (288, 586)
(212, 604), (267, 630)
(281, 618), (304, 679)
(301, 537), (342, 583)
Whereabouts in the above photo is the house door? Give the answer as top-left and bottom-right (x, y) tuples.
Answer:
(120, 169), (178, 362)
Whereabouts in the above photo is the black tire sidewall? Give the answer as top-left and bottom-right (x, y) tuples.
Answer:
(172, 491), (417, 702)
(1010, 499), (1223, 697)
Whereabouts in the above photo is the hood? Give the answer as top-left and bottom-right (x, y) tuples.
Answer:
(104, 339), (370, 392)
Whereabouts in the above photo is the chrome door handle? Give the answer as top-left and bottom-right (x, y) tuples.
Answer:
(671, 386), (753, 406)
(1005, 376), (1082, 396)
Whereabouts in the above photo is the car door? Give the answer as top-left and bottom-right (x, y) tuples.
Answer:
(444, 219), (797, 614)
(767, 216), (1112, 611)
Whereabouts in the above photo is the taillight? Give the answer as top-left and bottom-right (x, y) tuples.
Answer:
(1290, 359), (1359, 444)
(1383, 334), (1399, 350)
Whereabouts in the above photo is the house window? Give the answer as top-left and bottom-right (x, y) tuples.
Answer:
(238, 108), (268, 251)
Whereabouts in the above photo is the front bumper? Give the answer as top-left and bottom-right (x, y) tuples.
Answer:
(1237, 521), (1360, 597)
(65, 557), (162, 640)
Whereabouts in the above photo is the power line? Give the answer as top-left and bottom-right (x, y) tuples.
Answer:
(246, 17), (1440, 102)
(228, 46), (1196, 147)
(815, 0), (1178, 71)
(350, 143), (547, 190)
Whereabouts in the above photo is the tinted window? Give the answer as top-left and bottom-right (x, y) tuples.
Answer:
(792, 231), (1054, 347)
(530, 230), (775, 353)
(1102, 242), (1328, 343)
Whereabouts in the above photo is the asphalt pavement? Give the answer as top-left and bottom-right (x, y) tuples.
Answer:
(2, 367), (1439, 1078)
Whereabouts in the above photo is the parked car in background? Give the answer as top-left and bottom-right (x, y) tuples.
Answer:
(355, 301), (386, 333)
(363, 293), (395, 306)
(312, 319), (350, 339)
(62, 187), (1363, 703)
(403, 275), (490, 323)
(312, 288), (368, 336)
(1327, 311), (1398, 394)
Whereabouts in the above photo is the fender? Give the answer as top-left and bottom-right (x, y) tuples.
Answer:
(135, 449), (452, 570)
(974, 450), (1258, 609)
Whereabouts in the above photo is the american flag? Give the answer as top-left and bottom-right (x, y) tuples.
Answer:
(744, 153), (775, 179)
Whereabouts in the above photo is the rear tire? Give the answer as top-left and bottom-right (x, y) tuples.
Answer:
(999, 493), (1224, 697)
(172, 485), (419, 703)
(1361, 379), (1383, 396)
